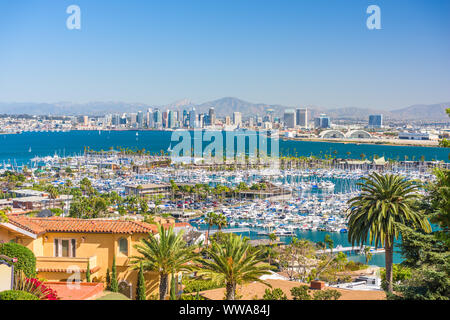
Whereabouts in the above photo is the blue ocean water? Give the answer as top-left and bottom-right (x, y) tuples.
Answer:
(1, 130), (443, 267)
(190, 223), (402, 267)
(0, 130), (448, 165)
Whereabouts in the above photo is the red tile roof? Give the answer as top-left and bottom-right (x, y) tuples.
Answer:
(7, 216), (158, 235)
(38, 266), (101, 273)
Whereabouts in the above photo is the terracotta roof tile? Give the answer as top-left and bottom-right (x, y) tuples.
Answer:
(8, 216), (158, 235)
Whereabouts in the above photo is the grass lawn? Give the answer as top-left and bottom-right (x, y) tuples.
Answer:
(96, 291), (131, 300)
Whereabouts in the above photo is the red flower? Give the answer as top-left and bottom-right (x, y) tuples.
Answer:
(25, 278), (60, 300)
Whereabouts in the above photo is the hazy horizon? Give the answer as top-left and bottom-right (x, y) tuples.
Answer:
(1, 1), (449, 110)
(0, 97), (449, 112)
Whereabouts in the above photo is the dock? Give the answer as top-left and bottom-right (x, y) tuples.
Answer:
(316, 246), (385, 254)
(206, 227), (251, 235)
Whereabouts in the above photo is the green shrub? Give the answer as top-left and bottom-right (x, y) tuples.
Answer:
(0, 242), (36, 277)
(380, 264), (412, 291)
(312, 289), (342, 300)
(0, 290), (39, 300)
(291, 285), (311, 300)
(182, 279), (223, 293)
(179, 293), (206, 300)
(345, 261), (369, 271)
(263, 288), (287, 300)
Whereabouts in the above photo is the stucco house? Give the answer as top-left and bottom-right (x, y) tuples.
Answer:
(0, 216), (167, 299)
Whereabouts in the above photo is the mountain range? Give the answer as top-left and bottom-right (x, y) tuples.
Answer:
(0, 98), (448, 122)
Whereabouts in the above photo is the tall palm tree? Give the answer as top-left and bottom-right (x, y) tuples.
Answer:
(347, 172), (431, 293)
(324, 234), (334, 255)
(198, 234), (273, 300)
(205, 212), (217, 247)
(131, 224), (197, 300)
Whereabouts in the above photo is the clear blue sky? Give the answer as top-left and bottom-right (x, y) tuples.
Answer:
(0, 0), (449, 110)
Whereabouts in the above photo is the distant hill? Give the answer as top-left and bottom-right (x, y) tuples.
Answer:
(0, 98), (448, 122)
(389, 103), (449, 121)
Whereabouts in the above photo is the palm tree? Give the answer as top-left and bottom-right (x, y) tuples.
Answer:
(205, 212), (217, 247)
(198, 234), (273, 300)
(347, 172), (431, 293)
(214, 214), (228, 231)
(324, 234), (334, 255)
(131, 224), (197, 300)
(363, 246), (373, 265)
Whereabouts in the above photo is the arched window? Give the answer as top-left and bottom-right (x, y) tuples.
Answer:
(118, 238), (128, 255)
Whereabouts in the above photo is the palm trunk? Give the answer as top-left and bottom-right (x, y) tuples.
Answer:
(206, 224), (211, 247)
(225, 281), (236, 300)
(384, 236), (394, 293)
(159, 273), (169, 300)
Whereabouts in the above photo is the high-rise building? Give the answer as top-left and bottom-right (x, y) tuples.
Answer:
(233, 112), (242, 127)
(120, 115), (127, 125)
(112, 114), (120, 126)
(161, 111), (168, 128)
(137, 111), (144, 128)
(296, 108), (308, 128)
(208, 107), (216, 126)
(146, 109), (153, 128)
(368, 114), (383, 128)
(283, 109), (296, 129)
(189, 108), (197, 128)
(314, 114), (331, 129)
(128, 113), (137, 126)
(225, 116), (231, 125)
(81, 115), (89, 126)
(168, 110), (176, 128)
(183, 110), (188, 126)
(153, 109), (162, 128)
(266, 109), (275, 123)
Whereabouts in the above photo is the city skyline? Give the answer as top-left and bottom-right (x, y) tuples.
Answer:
(0, 0), (449, 109)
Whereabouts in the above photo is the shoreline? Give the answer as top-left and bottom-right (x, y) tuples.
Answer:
(282, 137), (441, 148)
(3, 129), (444, 148)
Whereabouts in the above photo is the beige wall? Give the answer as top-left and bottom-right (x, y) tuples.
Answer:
(36, 232), (161, 299)
(0, 226), (161, 299)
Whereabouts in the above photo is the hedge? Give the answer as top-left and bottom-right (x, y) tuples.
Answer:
(0, 242), (37, 277)
(182, 279), (223, 293)
(0, 290), (39, 300)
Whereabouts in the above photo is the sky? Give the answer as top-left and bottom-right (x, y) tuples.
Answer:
(0, 0), (449, 110)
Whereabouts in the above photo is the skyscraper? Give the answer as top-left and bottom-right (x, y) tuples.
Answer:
(112, 114), (120, 126)
(128, 113), (137, 127)
(153, 109), (162, 128)
(189, 108), (196, 128)
(208, 107), (216, 126)
(168, 110), (176, 128)
(162, 111), (168, 128)
(137, 111), (144, 128)
(296, 108), (308, 128)
(314, 114), (331, 129)
(368, 114), (383, 128)
(233, 112), (242, 127)
(146, 108), (153, 128)
(283, 109), (296, 129)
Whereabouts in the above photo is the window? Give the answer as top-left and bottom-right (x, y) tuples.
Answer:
(54, 238), (76, 257)
(118, 238), (128, 255)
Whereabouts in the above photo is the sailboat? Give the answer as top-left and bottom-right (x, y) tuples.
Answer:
(28, 147), (32, 153)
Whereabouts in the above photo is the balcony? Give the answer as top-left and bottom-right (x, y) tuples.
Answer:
(36, 256), (98, 274)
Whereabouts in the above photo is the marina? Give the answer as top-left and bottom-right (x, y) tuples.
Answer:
(1, 143), (440, 267)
